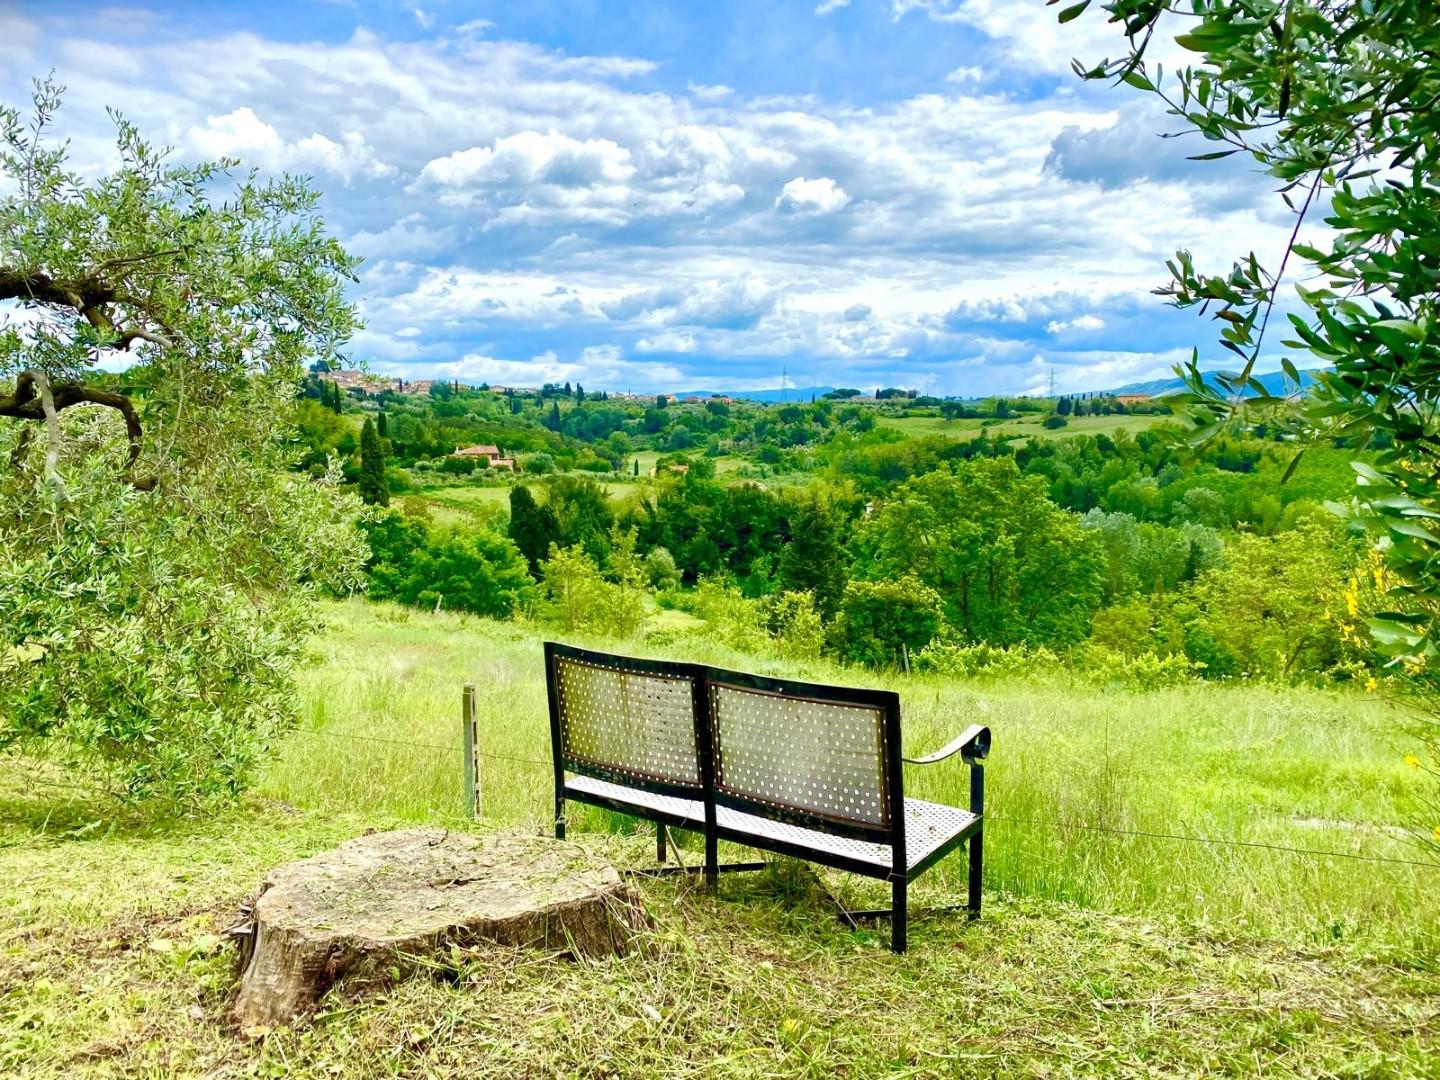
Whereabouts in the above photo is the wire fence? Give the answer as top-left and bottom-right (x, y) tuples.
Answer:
(271, 725), (1440, 874)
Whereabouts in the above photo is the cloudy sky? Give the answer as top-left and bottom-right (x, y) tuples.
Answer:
(2, 1), (1305, 396)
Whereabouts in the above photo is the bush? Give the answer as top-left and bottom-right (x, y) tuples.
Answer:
(832, 576), (943, 669)
(362, 511), (535, 619)
(541, 543), (646, 638)
(1043, 413), (1069, 429)
(915, 641), (1062, 679)
(1080, 647), (1204, 691)
(643, 547), (682, 591)
(682, 578), (767, 648)
(523, 452), (555, 475)
(762, 590), (826, 660)
(440, 455), (478, 475)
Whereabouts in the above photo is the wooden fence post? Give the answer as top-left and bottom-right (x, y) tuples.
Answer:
(462, 683), (480, 819)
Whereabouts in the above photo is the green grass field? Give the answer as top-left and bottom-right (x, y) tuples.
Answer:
(879, 412), (1168, 443)
(3, 600), (1437, 1077)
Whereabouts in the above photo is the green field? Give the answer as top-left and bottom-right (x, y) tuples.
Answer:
(3, 601), (1437, 1077)
(879, 412), (1168, 443)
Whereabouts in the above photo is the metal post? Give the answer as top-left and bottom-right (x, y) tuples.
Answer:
(462, 683), (480, 819)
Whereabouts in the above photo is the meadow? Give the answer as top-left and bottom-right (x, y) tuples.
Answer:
(3, 599), (1438, 1076)
(877, 412), (1166, 443)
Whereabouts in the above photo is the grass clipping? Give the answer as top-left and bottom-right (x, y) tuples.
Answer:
(230, 828), (647, 1031)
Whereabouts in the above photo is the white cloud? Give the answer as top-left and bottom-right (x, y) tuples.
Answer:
(815, 0), (852, 14)
(687, 81), (734, 100)
(775, 176), (850, 215)
(635, 331), (698, 354)
(1046, 314), (1106, 333)
(944, 65), (984, 85)
(186, 107), (392, 183)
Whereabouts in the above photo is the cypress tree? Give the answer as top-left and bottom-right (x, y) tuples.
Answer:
(549, 400), (562, 431)
(633, 458), (640, 477)
(508, 485), (558, 575)
(358, 417), (389, 506)
(576, 383), (585, 402)
(377, 411), (388, 438)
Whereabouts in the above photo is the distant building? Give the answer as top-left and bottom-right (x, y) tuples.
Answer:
(404, 380), (434, 395)
(453, 444), (513, 469)
(1115, 393), (1151, 406)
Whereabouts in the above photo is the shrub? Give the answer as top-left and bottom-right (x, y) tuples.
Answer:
(832, 576), (943, 669)
(1081, 648), (1204, 691)
(762, 590), (826, 660)
(541, 543), (646, 638)
(915, 641), (1062, 680)
(643, 546), (682, 592)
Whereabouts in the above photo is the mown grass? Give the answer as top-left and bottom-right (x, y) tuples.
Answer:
(2, 792), (1437, 1078)
(3, 598), (1438, 1077)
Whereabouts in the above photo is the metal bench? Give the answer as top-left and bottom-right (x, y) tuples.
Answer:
(543, 642), (990, 953)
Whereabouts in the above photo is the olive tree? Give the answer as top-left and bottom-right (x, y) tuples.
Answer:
(0, 78), (367, 804)
(1056, 0), (1439, 852)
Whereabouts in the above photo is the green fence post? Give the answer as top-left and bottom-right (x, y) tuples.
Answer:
(462, 683), (480, 819)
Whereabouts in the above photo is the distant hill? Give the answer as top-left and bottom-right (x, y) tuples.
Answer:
(671, 386), (836, 403)
(1105, 368), (1325, 398)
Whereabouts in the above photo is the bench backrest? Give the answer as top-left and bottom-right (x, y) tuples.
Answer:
(544, 642), (706, 798)
(706, 668), (902, 842)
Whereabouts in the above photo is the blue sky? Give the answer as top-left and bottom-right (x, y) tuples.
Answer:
(2, 1), (1306, 395)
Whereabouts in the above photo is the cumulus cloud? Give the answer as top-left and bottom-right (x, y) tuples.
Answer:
(603, 276), (779, 332)
(635, 331), (698, 354)
(687, 82), (734, 100)
(775, 176), (850, 215)
(1047, 314), (1105, 333)
(815, 0), (852, 14)
(187, 107), (393, 182)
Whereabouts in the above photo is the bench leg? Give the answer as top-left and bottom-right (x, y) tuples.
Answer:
(967, 828), (983, 919)
(656, 822), (668, 863)
(554, 794), (566, 841)
(891, 879), (907, 954)
(705, 831), (718, 894)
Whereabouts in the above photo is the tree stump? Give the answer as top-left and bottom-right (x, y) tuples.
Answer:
(230, 828), (646, 1029)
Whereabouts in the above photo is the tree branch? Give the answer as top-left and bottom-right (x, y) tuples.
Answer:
(31, 369), (67, 498)
(1, 369), (153, 487)
(0, 266), (176, 351)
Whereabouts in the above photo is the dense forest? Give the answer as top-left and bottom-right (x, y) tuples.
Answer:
(299, 374), (1375, 690)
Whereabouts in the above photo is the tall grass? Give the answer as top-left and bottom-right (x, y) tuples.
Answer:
(263, 598), (1439, 954)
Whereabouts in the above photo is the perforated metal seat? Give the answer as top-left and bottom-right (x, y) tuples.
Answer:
(714, 798), (979, 877)
(565, 773), (707, 830)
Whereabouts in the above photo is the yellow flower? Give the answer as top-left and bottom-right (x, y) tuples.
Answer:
(1433, 825), (1440, 844)
(1404, 754), (1421, 769)
(1365, 676), (1379, 693)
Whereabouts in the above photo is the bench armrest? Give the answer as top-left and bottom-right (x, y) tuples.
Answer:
(903, 724), (991, 766)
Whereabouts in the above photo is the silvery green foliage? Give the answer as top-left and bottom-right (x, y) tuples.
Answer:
(0, 79), (367, 804)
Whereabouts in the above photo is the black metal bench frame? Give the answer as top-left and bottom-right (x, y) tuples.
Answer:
(543, 642), (989, 953)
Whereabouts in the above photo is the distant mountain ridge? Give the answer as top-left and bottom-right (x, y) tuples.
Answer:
(671, 386), (836, 403)
(1103, 368), (1325, 398)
